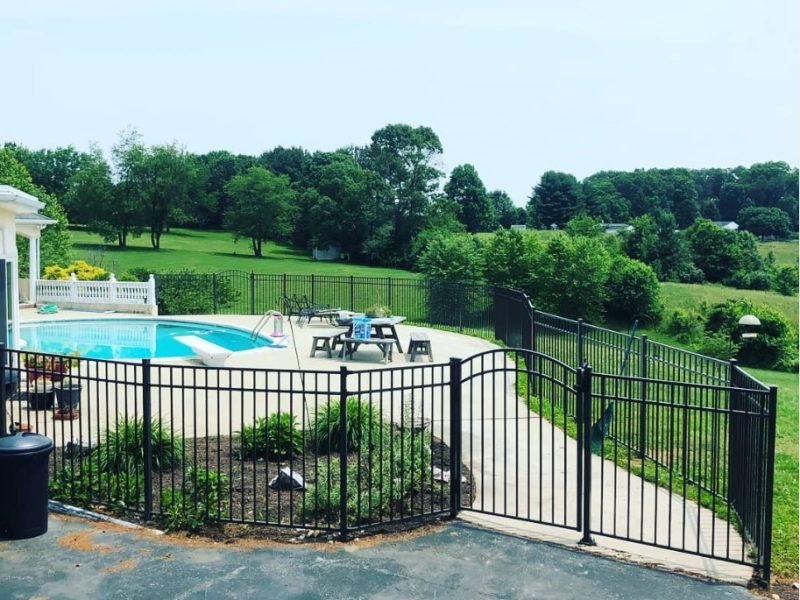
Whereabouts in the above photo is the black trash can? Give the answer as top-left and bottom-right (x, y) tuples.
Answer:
(0, 432), (54, 539)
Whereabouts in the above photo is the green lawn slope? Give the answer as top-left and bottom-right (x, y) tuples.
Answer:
(70, 228), (419, 278)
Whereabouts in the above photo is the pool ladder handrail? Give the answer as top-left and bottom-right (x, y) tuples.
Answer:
(251, 312), (272, 341)
(251, 310), (283, 341)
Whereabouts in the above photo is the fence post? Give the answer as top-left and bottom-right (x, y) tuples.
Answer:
(579, 365), (595, 546)
(638, 335), (648, 458)
(0, 344), (6, 435)
(311, 274), (316, 305)
(387, 277), (392, 309)
(108, 273), (118, 302)
(142, 359), (153, 520)
(761, 386), (778, 584)
(339, 366), (349, 540)
(576, 318), (584, 368)
(530, 304), (537, 355)
(282, 273), (287, 309)
(147, 274), (156, 309)
(250, 272), (256, 315)
(69, 273), (78, 303)
(212, 273), (218, 314)
(349, 276), (354, 311)
(449, 357), (462, 517)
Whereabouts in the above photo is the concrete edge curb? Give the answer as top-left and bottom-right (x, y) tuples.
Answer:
(48, 500), (164, 535)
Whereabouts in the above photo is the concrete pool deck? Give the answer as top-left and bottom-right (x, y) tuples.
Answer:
(10, 308), (754, 587)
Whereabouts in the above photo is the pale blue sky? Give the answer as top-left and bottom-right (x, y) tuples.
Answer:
(2, 0), (798, 205)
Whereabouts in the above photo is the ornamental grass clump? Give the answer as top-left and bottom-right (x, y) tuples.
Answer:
(238, 412), (303, 459)
(95, 417), (184, 473)
(310, 397), (388, 453)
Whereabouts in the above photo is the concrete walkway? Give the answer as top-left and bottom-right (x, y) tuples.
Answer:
(12, 308), (752, 585)
(0, 515), (755, 600)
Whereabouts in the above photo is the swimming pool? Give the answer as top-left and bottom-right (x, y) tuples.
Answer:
(19, 318), (283, 360)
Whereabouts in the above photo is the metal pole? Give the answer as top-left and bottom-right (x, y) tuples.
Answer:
(638, 335), (648, 458)
(142, 359), (153, 519)
(579, 366), (596, 546)
(339, 366), (349, 540)
(576, 318), (584, 368)
(449, 357), (462, 517)
(761, 386), (778, 584)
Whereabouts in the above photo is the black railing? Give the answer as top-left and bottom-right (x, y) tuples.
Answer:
(0, 273), (777, 581)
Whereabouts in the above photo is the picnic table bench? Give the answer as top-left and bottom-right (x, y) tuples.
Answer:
(309, 329), (348, 358)
(340, 337), (394, 363)
(342, 316), (406, 353)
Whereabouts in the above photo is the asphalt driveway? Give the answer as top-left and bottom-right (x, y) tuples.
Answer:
(0, 515), (756, 600)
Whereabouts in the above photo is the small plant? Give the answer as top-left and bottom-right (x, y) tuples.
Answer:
(661, 309), (704, 344)
(238, 412), (303, 459)
(96, 417), (184, 473)
(50, 464), (144, 512)
(162, 467), (229, 531)
(302, 428), (433, 525)
(311, 397), (388, 453)
(364, 303), (391, 318)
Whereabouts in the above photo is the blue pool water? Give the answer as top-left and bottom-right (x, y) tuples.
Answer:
(19, 319), (280, 360)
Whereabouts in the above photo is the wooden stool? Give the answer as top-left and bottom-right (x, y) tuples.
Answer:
(407, 332), (433, 362)
(310, 330), (346, 358)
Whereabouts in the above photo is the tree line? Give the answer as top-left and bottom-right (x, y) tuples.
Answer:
(3, 124), (797, 272)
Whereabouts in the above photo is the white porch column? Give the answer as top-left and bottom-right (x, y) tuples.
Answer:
(28, 234), (40, 304)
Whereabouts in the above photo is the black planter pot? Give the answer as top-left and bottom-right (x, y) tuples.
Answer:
(54, 384), (82, 411)
(26, 383), (54, 411)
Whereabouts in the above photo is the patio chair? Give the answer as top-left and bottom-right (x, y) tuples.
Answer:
(285, 295), (341, 327)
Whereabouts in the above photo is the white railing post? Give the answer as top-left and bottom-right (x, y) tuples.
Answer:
(69, 273), (78, 303)
(109, 273), (118, 302)
(147, 274), (156, 307)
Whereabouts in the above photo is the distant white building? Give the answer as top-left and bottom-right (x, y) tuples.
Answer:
(510, 224), (527, 231)
(312, 245), (342, 261)
(603, 223), (634, 235)
(712, 221), (739, 231)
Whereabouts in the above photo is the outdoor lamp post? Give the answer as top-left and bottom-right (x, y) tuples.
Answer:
(738, 314), (761, 339)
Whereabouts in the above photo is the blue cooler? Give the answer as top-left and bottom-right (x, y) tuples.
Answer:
(352, 317), (372, 340)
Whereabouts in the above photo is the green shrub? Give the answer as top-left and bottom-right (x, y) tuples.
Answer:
(604, 257), (663, 324)
(703, 299), (797, 370)
(661, 309), (704, 344)
(238, 412), (303, 459)
(96, 417), (184, 473)
(773, 266), (798, 296)
(311, 397), (388, 453)
(693, 333), (740, 360)
(139, 269), (240, 315)
(50, 464), (144, 512)
(162, 467), (229, 531)
(302, 428), (433, 525)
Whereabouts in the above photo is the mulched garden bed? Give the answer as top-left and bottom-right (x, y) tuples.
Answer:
(50, 435), (474, 544)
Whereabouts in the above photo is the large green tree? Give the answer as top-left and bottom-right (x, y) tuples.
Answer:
(223, 166), (295, 257)
(0, 148), (72, 272)
(63, 147), (115, 229)
(445, 164), (494, 233)
(737, 206), (792, 238)
(366, 124), (443, 262)
(489, 190), (517, 228)
(527, 171), (582, 228)
(4, 143), (91, 202)
(107, 128), (148, 248)
(141, 144), (195, 249)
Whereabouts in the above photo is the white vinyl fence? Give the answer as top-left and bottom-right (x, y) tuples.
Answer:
(35, 274), (157, 314)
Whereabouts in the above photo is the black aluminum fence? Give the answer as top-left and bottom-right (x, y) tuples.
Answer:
(0, 274), (777, 581)
(0, 347), (456, 536)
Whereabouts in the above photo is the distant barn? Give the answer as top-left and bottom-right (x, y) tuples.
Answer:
(603, 223), (634, 235)
(712, 221), (739, 231)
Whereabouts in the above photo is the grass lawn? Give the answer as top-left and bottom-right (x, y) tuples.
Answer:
(660, 281), (799, 328)
(69, 228), (419, 279)
(758, 239), (799, 269)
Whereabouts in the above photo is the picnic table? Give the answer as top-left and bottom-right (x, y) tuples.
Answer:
(340, 316), (406, 354)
